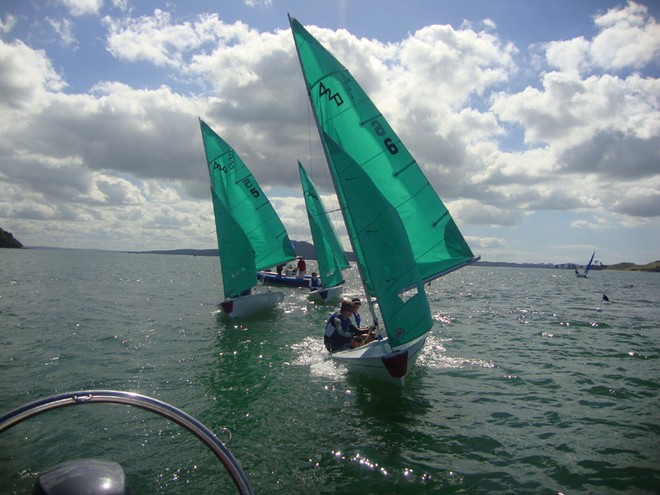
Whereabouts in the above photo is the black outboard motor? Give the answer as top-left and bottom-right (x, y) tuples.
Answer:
(32, 459), (132, 495)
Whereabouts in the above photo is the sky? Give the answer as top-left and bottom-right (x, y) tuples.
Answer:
(0, 0), (658, 265)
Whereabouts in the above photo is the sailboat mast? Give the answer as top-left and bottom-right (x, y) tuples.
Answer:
(288, 14), (379, 325)
(198, 117), (225, 296)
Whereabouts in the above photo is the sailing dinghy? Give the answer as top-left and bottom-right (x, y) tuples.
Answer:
(289, 16), (479, 380)
(299, 161), (350, 303)
(257, 269), (314, 288)
(199, 119), (296, 317)
(575, 251), (595, 278)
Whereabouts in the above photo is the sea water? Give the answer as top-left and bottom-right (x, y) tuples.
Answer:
(1, 248), (658, 494)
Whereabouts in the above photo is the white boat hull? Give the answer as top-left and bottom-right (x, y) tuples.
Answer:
(307, 285), (343, 304)
(330, 333), (428, 382)
(219, 291), (284, 318)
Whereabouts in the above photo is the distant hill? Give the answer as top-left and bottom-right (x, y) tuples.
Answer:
(606, 261), (660, 272)
(135, 240), (355, 262)
(135, 248), (219, 256)
(293, 240), (357, 261)
(475, 261), (555, 269)
(132, 244), (657, 271)
(478, 260), (660, 272)
(1, 231), (654, 269)
(0, 227), (23, 248)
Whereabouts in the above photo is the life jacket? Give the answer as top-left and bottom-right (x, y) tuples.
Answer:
(324, 313), (340, 338)
(324, 313), (353, 352)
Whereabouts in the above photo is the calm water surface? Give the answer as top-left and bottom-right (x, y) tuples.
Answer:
(1, 248), (658, 494)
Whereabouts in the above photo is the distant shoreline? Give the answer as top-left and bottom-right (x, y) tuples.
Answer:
(10, 245), (658, 272)
(131, 248), (659, 272)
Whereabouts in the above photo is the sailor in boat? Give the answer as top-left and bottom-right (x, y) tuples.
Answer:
(350, 297), (363, 327)
(350, 298), (378, 336)
(297, 256), (307, 277)
(323, 300), (375, 353)
(309, 272), (321, 290)
(276, 263), (285, 277)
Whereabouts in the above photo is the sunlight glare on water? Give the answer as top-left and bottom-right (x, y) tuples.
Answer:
(1, 249), (658, 494)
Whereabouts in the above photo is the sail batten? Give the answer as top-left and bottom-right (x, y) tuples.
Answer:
(421, 256), (481, 284)
(393, 160), (415, 178)
(359, 115), (382, 127)
(432, 210), (451, 228)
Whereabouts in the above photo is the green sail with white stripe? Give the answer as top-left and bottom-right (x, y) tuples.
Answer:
(289, 17), (476, 292)
(200, 119), (296, 299)
(298, 161), (349, 289)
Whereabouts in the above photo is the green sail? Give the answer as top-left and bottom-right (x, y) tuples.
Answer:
(298, 161), (349, 289)
(200, 119), (296, 298)
(323, 134), (433, 346)
(210, 187), (257, 298)
(290, 17), (476, 284)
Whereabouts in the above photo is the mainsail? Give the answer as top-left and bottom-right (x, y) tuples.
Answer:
(298, 161), (349, 289)
(290, 17), (477, 348)
(584, 251), (595, 276)
(289, 17), (476, 295)
(200, 119), (296, 299)
(323, 134), (433, 347)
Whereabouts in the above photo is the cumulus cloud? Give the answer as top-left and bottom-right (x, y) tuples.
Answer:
(95, 176), (146, 204)
(244, 0), (273, 7)
(591, 1), (660, 70)
(0, 14), (17, 33)
(545, 37), (591, 73)
(546, 1), (660, 72)
(0, 39), (67, 111)
(612, 185), (660, 217)
(492, 71), (659, 148)
(0, 1), (658, 259)
(467, 236), (507, 249)
(0, 37), (212, 249)
(560, 130), (660, 179)
(47, 17), (77, 47)
(571, 216), (611, 230)
(58, 0), (104, 17)
(396, 24), (517, 103)
(103, 11), (254, 69)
